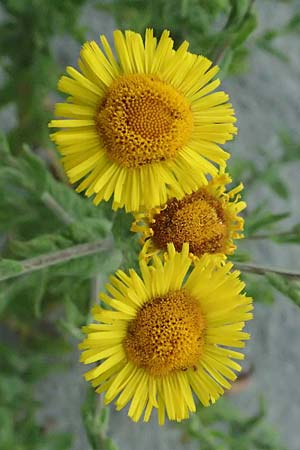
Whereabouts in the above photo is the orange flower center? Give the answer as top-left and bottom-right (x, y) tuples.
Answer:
(124, 290), (205, 376)
(152, 188), (228, 257)
(96, 74), (193, 168)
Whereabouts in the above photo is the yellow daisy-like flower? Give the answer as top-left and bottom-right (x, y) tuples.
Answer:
(49, 29), (237, 212)
(132, 172), (246, 262)
(79, 244), (252, 424)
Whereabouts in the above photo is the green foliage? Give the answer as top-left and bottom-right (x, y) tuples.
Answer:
(0, 259), (23, 279)
(228, 127), (300, 306)
(182, 397), (289, 450)
(230, 133), (300, 205)
(112, 209), (140, 270)
(99, 0), (300, 79)
(0, 0), (300, 449)
(97, 0), (257, 76)
(256, 13), (300, 62)
(0, 336), (72, 450)
(265, 273), (300, 306)
(271, 224), (300, 244)
(245, 209), (290, 237)
(229, 250), (251, 263)
(0, 137), (123, 321)
(0, 135), (113, 237)
(0, 137), (123, 448)
(82, 387), (118, 450)
(0, 0), (86, 151)
(243, 273), (275, 305)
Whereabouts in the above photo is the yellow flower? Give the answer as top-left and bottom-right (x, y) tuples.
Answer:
(79, 244), (252, 424)
(49, 29), (237, 212)
(132, 172), (246, 262)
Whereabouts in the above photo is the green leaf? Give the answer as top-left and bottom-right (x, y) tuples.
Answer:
(41, 433), (73, 450)
(245, 211), (290, 236)
(219, 47), (234, 79)
(0, 259), (23, 281)
(0, 374), (26, 403)
(227, 157), (257, 187)
(66, 218), (112, 244)
(0, 144), (112, 237)
(0, 132), (11, 157)
(112, 209), (140, 270)
(182, 396), (289, 449)
(243, 274), (274, 305)
(269, 224), (300, 244)
(45, 173), (112, 225)
(102, 439), (119, 450)
(231, 11), (257, 49)
(0, 289), (10, 315)
(33, 270), (47, 318)
(10, 234), (73, 258)
(264, 167), (289, 198)
(52, 247), (122, 279)
(265, 273), (300, 306)
(279, 132), (300, 162)
(229, 251), (251, 263)
(286, 14), (300, 33)
(265, 272), (288, 292)
(258, 41), (290, 62)
(0, 272), (47, 321)
(228, 0), (250, 22)
(82, 386), (118, 450)
(22, 144), (48, 192)
(59, 295), (85, 338)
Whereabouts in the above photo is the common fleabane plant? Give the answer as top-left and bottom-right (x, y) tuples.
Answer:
(49, 28), (253, 424)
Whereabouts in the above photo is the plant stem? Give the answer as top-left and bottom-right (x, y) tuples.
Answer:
(90, 275), (102, 307)
(96, 395), (108, 447)
(3, 239), (299, 285)
(0, 238), (113, 283)
(41, 191), (74, 225)
(236, 262), (300, 280)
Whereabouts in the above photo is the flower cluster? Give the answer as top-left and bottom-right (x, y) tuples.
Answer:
(50, 29), (253, 424)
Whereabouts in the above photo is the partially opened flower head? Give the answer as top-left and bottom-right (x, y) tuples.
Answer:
(79, 244), (253, 424)
(49, 29), (237, 212)
(132, 172), (246, 262)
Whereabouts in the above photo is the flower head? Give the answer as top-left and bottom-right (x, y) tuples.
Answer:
(132, 172), (246, 262)
(49, 29), (237, 212)
(79, 244), (252, 424)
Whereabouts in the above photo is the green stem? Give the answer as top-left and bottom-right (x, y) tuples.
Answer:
(96, 395), (108, 447)
(41, 191), (75, 225)
(0, 238), (113, 283)
(90, 275), (102, 307)
(236, 262), (300, 280)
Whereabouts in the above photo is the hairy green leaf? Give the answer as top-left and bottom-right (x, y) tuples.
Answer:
(264, 167), (289, 199)
(246, 211), (290, 236)
(266, 273), (300, 306)
(0, 259), (23, 279)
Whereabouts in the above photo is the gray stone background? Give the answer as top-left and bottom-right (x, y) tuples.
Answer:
(1, 0), (300, 449)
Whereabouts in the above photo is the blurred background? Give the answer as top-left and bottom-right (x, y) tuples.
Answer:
(0, 0), (300, 449)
